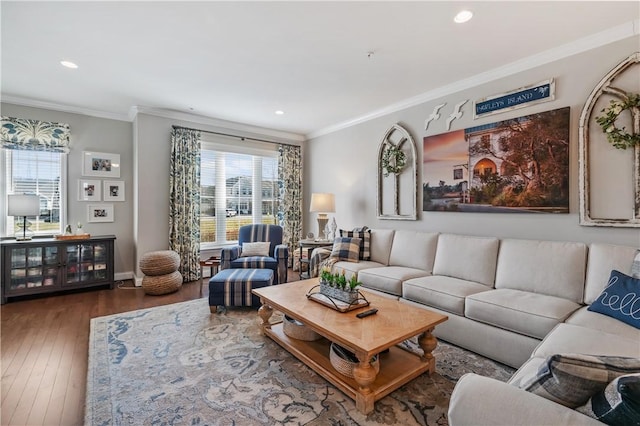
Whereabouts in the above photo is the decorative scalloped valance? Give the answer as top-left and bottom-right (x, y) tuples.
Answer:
(1, 116), (70, 153)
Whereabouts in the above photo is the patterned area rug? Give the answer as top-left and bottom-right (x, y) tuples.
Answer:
(86, 298), (514, 425)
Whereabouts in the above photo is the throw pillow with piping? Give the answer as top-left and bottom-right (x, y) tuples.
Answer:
(588, 270), (640, 329)
(576, 373), (640, 425)
(330, 237), (361, 263)
(339, 228), (371, 260)
(240, 242), (271, 257)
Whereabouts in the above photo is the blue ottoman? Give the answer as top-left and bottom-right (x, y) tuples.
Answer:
(208, 268), (274, 313)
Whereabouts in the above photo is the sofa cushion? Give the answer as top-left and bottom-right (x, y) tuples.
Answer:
(403, 275), (492, 316)
(533, 324), (640, 359)
(369, 229), (395, 265)
(588, 270), (640, 329)
(585, 243), (638, 305)
(495, 238), (587, 303)
(565, 307), (640, 341)
(339, 228), (371, 260)
(332, 260), (384, 279)
(465, 289), (580, 339)
(388, 230), (438, 272)
(519, 353), (640, 408)
(577, 373), (640, 425)
(358, 266), (430, 296)
(433, 234), (499, 287)
(330, 237), (361, 263)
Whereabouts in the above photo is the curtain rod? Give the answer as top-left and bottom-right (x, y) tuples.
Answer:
(171, 125), (299, 148)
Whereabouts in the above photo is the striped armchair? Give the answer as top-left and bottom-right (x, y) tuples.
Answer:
(220, 224), (289, 284)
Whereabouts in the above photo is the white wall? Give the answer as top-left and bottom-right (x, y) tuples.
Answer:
(305, 37), (640, 248)
(0, 103), (135, 275)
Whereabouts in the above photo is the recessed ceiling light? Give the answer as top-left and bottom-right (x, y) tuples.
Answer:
(454, 10), (473, 23)
(60, 60), (78, 69)
(275, 110), (284, 115)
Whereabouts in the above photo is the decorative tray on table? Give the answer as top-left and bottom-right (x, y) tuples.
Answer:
(306, 285), (370, 312)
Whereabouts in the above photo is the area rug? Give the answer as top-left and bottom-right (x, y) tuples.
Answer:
(86, 298), (514, 425)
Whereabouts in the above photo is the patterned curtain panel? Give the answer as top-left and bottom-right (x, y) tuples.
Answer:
(169, 127), (202, 282)
(278, 144), (303, 266)
(1, 116), (71, 153)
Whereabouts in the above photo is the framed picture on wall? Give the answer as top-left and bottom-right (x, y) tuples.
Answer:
(78, 179), (102, 201)
(82, 151), (121, 178)
(87, 204), (114, 223)
(103, 180), (125, 202)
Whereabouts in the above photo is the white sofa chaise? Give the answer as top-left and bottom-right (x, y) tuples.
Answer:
(324, 229), (639, 424)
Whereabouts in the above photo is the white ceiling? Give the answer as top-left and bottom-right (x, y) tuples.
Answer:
(2, 1), (639, 138)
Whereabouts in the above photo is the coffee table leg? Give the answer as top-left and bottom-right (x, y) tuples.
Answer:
(257, 301), (273, 333)
(418, 327), (437, 374)
(353, 352), (377, 414)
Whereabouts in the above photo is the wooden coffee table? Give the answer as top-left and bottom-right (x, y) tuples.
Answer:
(252, 279), (448, 414)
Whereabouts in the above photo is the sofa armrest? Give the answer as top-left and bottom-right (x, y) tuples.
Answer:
(220, 246), (240, 270)
(448, 373), (603, 426)
(275, 244), (289, 284)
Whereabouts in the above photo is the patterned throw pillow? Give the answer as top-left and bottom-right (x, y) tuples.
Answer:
(577, 373), (640, 425)
(330, 237), (361, 263)
(240, 242), (271, 257)
(588, 270), (640, 329)
(339, 229), (371, 260)
(520, 354), (640, 408)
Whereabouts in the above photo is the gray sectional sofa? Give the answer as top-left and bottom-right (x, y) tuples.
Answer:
(324, 228), (639, 425)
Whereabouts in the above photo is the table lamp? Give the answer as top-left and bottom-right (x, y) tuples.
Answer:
(8, 194), (40, 241)
(310, 193), (335, 241)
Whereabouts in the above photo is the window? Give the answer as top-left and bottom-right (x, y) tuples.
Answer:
(2, 149), (67, 237)
(200, 135), (279, 248)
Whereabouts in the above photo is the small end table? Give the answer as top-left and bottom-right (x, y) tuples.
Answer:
(298, 239), (333, 280)
(199, 257), (220, 297)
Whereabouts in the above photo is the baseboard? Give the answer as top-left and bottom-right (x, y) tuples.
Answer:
(114, 271), (143, 287)
(114, 272), (133, 281)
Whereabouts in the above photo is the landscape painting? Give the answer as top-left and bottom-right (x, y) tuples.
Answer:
(423, 106), (570, 213)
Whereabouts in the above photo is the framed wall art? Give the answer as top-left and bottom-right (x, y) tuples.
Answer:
(87, 204), (114, 223)
(78, 179), (101, 201)
(423, 106), (570, 213)
(103, 180), (125, 202)
(82, 151), (121, 178)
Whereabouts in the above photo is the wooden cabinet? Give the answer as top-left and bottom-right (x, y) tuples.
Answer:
(1, 235), (115, 304)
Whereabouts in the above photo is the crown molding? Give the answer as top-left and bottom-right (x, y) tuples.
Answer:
(130, 106), (305, 143)
(1, 95), (130, 122)
(306, 19), (640, 140)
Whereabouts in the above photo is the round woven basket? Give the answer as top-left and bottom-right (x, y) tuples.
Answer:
(139, 250), (180, 276)
(142, 270), (183, 295)
(329, 343), (380, 378)
(282, 315), (321, 341)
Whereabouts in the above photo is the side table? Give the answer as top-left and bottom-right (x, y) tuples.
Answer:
(298, 239), (333, 280)
(199, 257), (220, 297)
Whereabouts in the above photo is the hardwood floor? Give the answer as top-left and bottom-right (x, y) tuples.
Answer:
(1, 270), (300, 425)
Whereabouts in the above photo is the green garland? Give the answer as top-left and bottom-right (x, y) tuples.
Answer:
(595, 93), (640, 150)
(381, 144), (407, 177)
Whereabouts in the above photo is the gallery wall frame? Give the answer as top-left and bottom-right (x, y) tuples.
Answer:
(82, 151), (121, 178)
(78, 179), (101, 202)
(103, 180), (125, 202)
(87, 203), (114, 223)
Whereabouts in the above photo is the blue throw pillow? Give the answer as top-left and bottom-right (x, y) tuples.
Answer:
(588, 270), (640, 329)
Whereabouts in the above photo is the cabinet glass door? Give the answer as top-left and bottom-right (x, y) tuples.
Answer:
(65, 244), (82, 284)
(43, 246), (59, 287)
(9, 247), (28, 290)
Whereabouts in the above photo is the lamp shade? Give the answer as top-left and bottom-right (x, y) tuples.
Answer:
(8, 194), (40, 216)
(310, 193), (335, 213)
